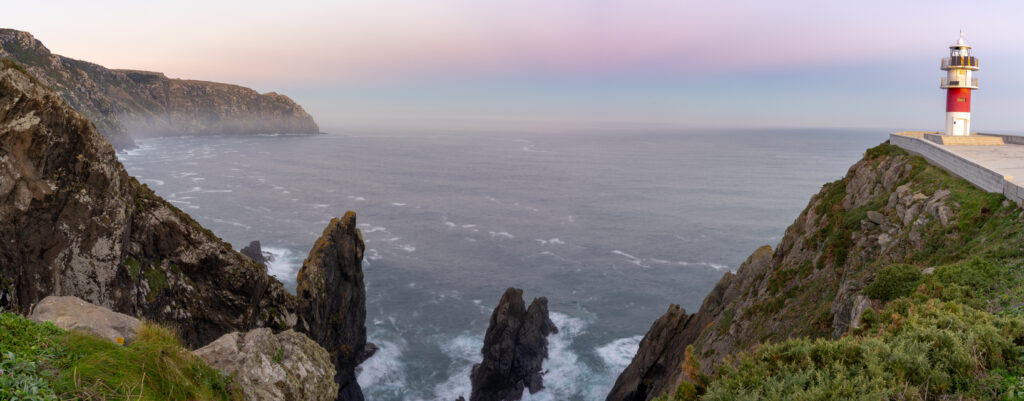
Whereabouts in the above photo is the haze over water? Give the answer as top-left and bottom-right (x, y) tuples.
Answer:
(118, 128), (886, 400)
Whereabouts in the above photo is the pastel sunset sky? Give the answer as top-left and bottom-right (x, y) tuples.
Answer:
(7, 0), (1024, 132)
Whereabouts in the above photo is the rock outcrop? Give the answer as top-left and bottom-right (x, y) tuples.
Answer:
(607, 145), (963, 401)
(241, 240), (272, 268)
(0, 62), (369, 399)
(29, 295), (141, 344)
(295, 212), (371, 401)
(470, 288), (558, 401)
(194, 328), (339, 401)
(0, 28), (320, 150)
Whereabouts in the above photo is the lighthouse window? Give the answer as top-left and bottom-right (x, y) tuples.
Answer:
(957, 98), (967, 102)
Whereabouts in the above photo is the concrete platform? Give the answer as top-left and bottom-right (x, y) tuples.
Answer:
(890, 131), (1024, 205)
(923, 133), (1005, 146)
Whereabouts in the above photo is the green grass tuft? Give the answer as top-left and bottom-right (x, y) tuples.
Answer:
(0, 312), (241, 400)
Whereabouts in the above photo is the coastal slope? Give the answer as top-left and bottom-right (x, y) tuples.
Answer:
(609, 144), (1024, 400)
(0, 28), (319, 150)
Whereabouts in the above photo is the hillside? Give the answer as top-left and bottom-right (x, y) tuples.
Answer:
(608, 144), (1024, 400)
(0, 28), (319, 150)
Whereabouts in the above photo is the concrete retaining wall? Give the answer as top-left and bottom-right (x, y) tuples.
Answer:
(978, 132), (1024, 145)
(889, 133), (1024, 206)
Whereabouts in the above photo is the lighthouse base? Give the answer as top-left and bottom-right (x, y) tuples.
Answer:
(945, 111), (971, 136)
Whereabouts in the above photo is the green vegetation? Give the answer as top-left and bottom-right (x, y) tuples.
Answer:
(144, 265), (168, 303)
(0, 312), (241, 400)
(863, 264), (922, 301)
(655, 144), (1024, 401)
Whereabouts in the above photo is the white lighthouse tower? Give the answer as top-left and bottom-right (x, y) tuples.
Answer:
(940, 31), (978, 136)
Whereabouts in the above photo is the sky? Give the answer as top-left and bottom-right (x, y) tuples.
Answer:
(6, 0), (1024, 133)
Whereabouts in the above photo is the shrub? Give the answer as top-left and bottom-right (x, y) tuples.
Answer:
(863, 264), (922, 301)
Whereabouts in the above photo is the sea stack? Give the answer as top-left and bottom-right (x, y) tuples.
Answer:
(469, 288), (558, 401)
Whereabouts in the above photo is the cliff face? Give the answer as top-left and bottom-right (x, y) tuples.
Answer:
(0, 28), (319, 150)
(296, 213), (371, 401)
(0, 62), (368, 400)
(470, 288), (558, 401)
(607, 145), (978, 401)
(0, 61), (294, 346)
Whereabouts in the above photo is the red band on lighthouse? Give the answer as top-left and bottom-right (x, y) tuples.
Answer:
(946, 88), (971, 113)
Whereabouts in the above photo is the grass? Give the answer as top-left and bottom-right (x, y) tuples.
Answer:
(0, 312), (241, 400)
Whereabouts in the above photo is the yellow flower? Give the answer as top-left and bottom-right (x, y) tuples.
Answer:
(116, 337), (125, 345)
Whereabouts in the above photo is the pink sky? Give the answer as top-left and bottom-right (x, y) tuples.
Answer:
(8, 1), (1024, 131)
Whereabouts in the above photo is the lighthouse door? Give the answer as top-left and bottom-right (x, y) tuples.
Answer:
(952, 118), (965, 136)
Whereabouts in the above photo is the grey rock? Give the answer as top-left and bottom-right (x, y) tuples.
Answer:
(30, 296), (139, 344)
(866, 211), (886, 225)
(470, 288), (558, 401)
(240, 240), (273, 268)
(194, 328), (338, 401)
(295, 212), (370, 401)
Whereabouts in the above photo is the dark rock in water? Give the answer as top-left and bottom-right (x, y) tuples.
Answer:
(0, 62), (371, 400)
(295, 212), (371, 401)
(0, 28), (320, 150)
(470, 288), (558, 401)
(240, 240), (273, 268)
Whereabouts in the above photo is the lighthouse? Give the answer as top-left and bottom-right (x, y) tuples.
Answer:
(940, 31), (978, 136)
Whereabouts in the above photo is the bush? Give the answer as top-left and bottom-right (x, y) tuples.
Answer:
(863, 264), (922, 301)
(699, 299), (1024, 401)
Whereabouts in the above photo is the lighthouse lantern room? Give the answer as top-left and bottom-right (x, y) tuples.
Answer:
(940, 31), (979, 136)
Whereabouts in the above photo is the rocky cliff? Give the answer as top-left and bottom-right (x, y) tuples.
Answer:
(0, 28), (319, 150)
(296, 213), (372, 401)
(470, 288), (558, 401)
(0, 61), (367, 400)
(607, 144), (1024, 400)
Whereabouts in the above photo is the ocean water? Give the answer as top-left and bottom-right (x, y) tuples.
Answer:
(117, 128), (888, 400)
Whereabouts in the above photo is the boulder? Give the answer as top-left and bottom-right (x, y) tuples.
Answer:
(29, 296), (139, 344)
(469, 288), (558, 401)
(194, 328), (338, 401)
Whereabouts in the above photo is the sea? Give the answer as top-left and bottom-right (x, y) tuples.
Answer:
(116, 128), (888, 400)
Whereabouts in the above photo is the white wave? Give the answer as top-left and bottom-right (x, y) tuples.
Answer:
(211, 218), (251, 230)
(311, 204), (330, 209)
(141, 178), (164, 186)
(191, 177), (205, 182)
(357, 340), (407, 389)
(365, 248), (382, 261)
(461, 224), (476, 228)
(347, 195), (366, 201)
(359, 224), (388, 234)
(520, 313), (595, 401)
(398, 244), (416, 252)
(262, 246), (302, 281)
(536, 238), (565, 246)
(489, 231), (515, 239)
(431, 334), (483, 401)
(611, 250), (650, 268)
(391, 202), (407, 206)
(444, 222), (457, 228)
(596, 335), (643, 370)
